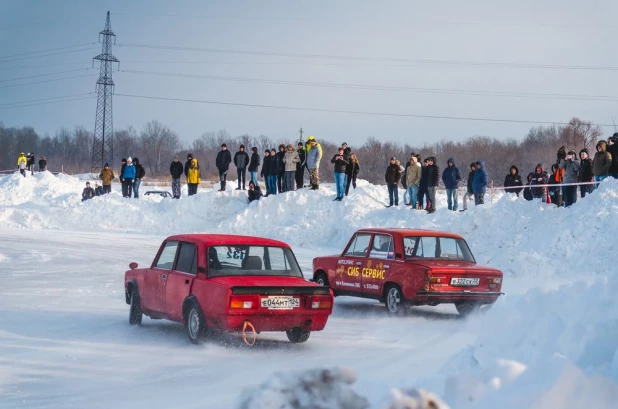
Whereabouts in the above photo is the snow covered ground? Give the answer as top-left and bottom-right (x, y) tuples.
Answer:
(1, 171), (617, 408)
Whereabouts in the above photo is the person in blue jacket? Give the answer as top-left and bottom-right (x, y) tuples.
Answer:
(441, 158), (461, 211)
(122, 156), (136, 198)
(472, 160), (488, 205)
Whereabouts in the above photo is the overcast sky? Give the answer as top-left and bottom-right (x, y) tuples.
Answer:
(1, 0), (617, 146)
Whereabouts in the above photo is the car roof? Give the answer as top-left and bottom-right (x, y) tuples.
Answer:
(355, 228), (464, 239)
(165, 234), (290, 248)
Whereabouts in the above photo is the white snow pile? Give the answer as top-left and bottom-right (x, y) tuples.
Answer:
(236, 367), (369, 409)
(236, 367), (449, 409)
(3, 171), (618, 408)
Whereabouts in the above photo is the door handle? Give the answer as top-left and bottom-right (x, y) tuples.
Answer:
(184, 279), (189, 284)
(356, 262), (362, 266)
(161, 273), (167, 279)
(383, 265), (390, 269)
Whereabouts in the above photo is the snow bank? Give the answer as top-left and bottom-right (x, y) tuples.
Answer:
(236, 367), (449, 409)
(237, 367), (369, 409)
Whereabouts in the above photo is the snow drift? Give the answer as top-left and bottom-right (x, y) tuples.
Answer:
(2, 171), (618, 408)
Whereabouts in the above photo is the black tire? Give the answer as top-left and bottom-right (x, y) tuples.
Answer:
(128, 288), (143, 325)
(286, 327), (311, 343)
(315, 271), (328, 286)
(455, 302), (480, 317)
(186, 301), (207, 344)
(384, 285), (405, 314)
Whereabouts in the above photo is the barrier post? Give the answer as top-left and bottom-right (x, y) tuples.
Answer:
(490, 180), (494, 205)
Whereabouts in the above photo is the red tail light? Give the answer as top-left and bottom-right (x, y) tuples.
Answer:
(305, 295), (332, 309)
(229, 295), (259, 309)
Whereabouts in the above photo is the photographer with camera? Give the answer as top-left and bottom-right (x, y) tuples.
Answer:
(558, 149), (581, 207)
(608, 133), (618, 179)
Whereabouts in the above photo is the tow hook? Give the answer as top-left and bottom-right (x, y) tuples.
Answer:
(304, 319), (313, 328)
(242, 320), (257, 346)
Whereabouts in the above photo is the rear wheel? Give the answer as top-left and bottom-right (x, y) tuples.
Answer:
(315, 271), (328, 286)
(286, 327), (311, 343)
(455, 302), (481, 317)
(128, 289), (143, 325)
(385, 285), (405, 314)
(187, 302), (207, 344)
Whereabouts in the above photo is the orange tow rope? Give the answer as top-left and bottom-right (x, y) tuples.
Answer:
(242, 320), (256, 346)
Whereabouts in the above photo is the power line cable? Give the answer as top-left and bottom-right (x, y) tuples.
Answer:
(0, 43), (98, 60)
(118, 69), (618, 102)
(0, 47), (98, 64)
(116, 43), (618, 71)
(0, 73), (98, 89)
(0, 95), (96, 110)
(0, 92), (95, 107)
(114, 92), (616, 128)
(111, 12), (618, 29)
(0, 62), (92, 71)
(0, 68), (97, 83)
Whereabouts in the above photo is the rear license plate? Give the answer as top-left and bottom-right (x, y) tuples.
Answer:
(260, 296), (300, 310)
(450, 277), (480, 286)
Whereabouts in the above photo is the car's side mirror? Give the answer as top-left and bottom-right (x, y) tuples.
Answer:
(129, 262), (138, 270)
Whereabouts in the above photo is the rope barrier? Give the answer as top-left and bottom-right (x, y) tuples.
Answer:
(242, 320), (256, 346)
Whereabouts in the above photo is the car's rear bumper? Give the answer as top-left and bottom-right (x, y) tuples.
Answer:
(416, 291), (504, 297)
(219, 314), (330, 333)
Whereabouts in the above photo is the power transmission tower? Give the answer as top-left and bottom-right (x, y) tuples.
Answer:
(91, 11), (119, 172)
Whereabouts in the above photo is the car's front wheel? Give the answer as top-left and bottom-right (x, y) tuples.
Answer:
(385, 285), (405, 314)
(314, 271), (328, 286)
(128, 288), (143, 325)
(286, 327), (311, 343)
(455, 302), (481, 317)
(187, 302), (207, 344)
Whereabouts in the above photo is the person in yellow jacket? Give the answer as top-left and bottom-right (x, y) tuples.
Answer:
(187, 158), (201, 196)
(305, 136), (323, 189)
(98, 162), (115, 194)
(17, 153), (27, 177)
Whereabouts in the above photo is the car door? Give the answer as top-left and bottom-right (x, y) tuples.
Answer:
(362, 234), (395, 297)
(165, 242), (197, 322)
(143, 241), (178, 316)
(332, 233), (372, 293)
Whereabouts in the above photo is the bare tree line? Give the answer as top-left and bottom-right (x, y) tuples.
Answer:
(0, 117), (603, 185)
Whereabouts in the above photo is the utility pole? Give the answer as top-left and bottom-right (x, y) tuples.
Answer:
(91, 11), (119, 172)
(298, 127), (304, 145)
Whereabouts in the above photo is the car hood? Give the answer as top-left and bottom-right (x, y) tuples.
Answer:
(209, 275), (319, 288)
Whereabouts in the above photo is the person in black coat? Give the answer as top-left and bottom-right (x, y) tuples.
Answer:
(275, 144), (286, 193)
(344, 153), (360, 196)
(38, 156), (47, 172)
(82, 182), (95, 202)
(133, 157), (146, 199)
(248, 147), (261, 186)
(504, 165), (523, 197)
(184, 154), (194, 179)
(462, 162), (476, 211)
(425, 157), (440, 212)
(295, 142), (306, 189)
(233, 145), (250, 190)
(578, 149), (594, 198)
(418, 158), (429, 209)
(331, 147), (349, 201)
(260, 150), (274, 196)
(27, 152), (35, 174)
(170, 155), (184, 199)
(530, 164), (549, 199)
(119, 158), (127, 184)
(385, 157), (402, 207)
(248, 180), (263, 203)
(523, 172), (534, 201)
(216, 144), (232, 191)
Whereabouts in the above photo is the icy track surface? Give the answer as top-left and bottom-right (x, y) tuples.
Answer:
(1, 171), (618, 408)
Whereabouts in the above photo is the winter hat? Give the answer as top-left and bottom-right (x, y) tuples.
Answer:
(307, 135), (315, 141)
(342, 142), (348, 146)
(104, 162), (109, 167)
(298, 142), (303, 146)
(579, 148), (589, 157)
(133, 157), (139, 164)
(240, 144), (245, 149)
(252, 147), (258, 153)
(221, 144), (227, 148)
(567, 149), (577, 155)
(278, 144), (286, 150)
(390, 156), (396, 161)
(86, 182), (90, 185)
(287, 144), (294, 149)
(264, 149), (270, 153)
(127, 156), (132, 163)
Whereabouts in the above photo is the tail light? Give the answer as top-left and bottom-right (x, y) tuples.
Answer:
(305, 295), (332, 309)
(487, 277), (502, 290)
(229, 295), (258, 309)
(425, 275), (446, 290)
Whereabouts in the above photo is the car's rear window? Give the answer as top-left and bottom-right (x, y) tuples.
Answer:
(207, 245), (303, 277)
(403, 236), (475, 262)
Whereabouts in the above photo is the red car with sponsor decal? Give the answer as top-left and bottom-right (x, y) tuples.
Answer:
(125, 234), (334, 344)
(312, 228), (503, 315)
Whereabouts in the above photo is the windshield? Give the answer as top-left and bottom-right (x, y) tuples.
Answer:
(207, 245), (303, 277)
(403, 236), (475, 262)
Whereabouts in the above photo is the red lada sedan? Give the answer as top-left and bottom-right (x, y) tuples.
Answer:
(125, 234), (333, 344)
(312, 228), (503, 315)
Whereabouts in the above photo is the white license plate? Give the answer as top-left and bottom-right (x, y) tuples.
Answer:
(450, 277), (480, 286)
(260, 296), (300, 310)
